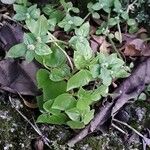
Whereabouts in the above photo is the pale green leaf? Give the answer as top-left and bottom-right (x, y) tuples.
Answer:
(52, 93), (76, 111)
(67, 70), (93, 91)
(7, 43), (27, 58)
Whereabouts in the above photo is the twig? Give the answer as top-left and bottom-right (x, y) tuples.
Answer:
(83, 12), (91, 21)
(127, 0), (138, 13)
(108, 35), (122, 59)
(9, 96), (51, 148)
(113, 118), (150, 144)
(112, 123), (128, 135)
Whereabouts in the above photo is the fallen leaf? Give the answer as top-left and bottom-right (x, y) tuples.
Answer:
(0, 24), (41, 96)
(123, 34), (150, 56)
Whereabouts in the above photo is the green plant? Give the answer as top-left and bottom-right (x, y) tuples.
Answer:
(7, 0), (131, 129)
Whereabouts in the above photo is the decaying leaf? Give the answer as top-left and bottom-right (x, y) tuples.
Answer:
(0, 24), (40, 96)
(90, 35), (110, 53)
(123, 34), (150, 56)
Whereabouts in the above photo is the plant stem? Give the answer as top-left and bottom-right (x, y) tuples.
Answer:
(127, 0), (138, 13)
(48, 32), (74, 70)
(108, 35), (122, 59)
(113, 118), (145, 139)
(117, 22), (122, 43)
(83, 12), (91, 21)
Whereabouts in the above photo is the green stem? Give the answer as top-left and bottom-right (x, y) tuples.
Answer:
(83, 12), (91, 21)
(48, 32), (74, 70)
(108, 35), (122, 59)
(117, 22), (122, 43)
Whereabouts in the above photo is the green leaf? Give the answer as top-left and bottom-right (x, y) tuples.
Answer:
(69, 37), (93, 60)
(114, 0), (122, 13)
(49, 64), (70, 82)
(26, 15), (48, 37)
(13, 13), (26, 21)
(37, 113), (68, 125)
(28, 4), (40, 19)
(92, 12), (100, 19)
(77, 97), (92, 110)
(72, 16), (84, 26)
(75, 22), (90, 37)
(89, 64), (100, 78)
(127, 19), (137, 26)
(35, 42), (52, 55)
(93, 85), (108, 97)
(65, 107), (80, 121)
(43, 100), (61, 115)
(52, 93), (76, 111)
(108, 18), (117, 26)
(100, 68), (112, 86)
(67, 121), (85, 129)
(13, 4), (27, 14)
(36, 46), (66, 68)
(73, 51), (89, 69)
(121, 11), (129, 20)
(1, 0), (16, 4)
(23, 33), (36, 45)
(138, 93), (146, 101)
(67, 70), (92, 91)
(7, 43), (27, 58)
(82, 109), (94, 124)
(92, 2), (102, 11)
(25, 50), (34, 62)
(36, 69), (67, 100)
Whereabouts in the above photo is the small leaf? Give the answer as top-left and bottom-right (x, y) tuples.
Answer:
(92, 2), (102, 11)
(67, 121), (85, 129)
(65, 107), (80, 121)
(52, 93), (76, 111)
(75, 22), (90, 37)
(114, 0), (122, 13)
(89, 64), (100, 78)
(1, 0), (16, 4)
(138, 93), (146, 101)
(38, 46), (66, 68)
(127, 19), (137, 26)
(108, 18), (117, 26)
(23, 33), (36, 45)
(13, 4), (27, 13)
(82, 109), (94, 124)
(37, 113), (68, 125)
(114, 31), (122, 43)
(35, 42), (52, 55)
(67, 70), (93, 91)
(26, 15), (48, 37)
(73, 51), (89, 69)
(25, 50), (34, 62)
(49, 64), (70, 82)
(7, 43), (27, 58)
(92, 12), (100, 19)
(72, 16), (84, 26)
(43, 100), (61, 115)
(100, 68), (112, 86)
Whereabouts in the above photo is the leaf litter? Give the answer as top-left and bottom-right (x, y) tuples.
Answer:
(0, 1), (150, 149)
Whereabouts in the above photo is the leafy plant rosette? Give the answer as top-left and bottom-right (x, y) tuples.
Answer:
(7, 0), (132, 129)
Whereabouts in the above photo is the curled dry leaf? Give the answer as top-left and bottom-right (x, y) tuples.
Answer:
(123, 34), (150, 56)
(90, 35), (110, 53)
